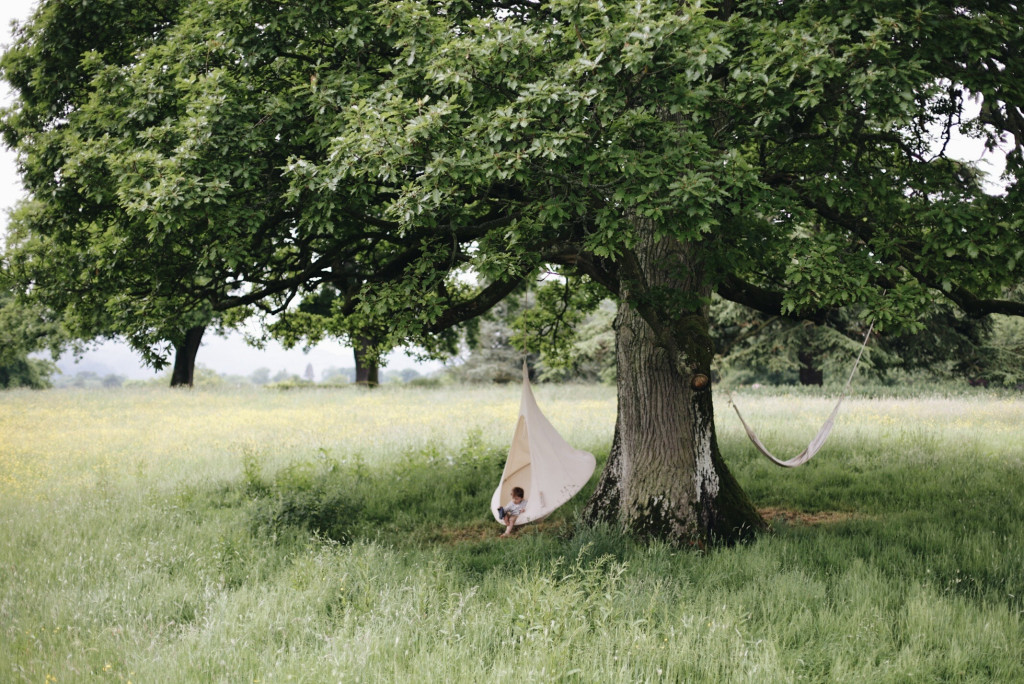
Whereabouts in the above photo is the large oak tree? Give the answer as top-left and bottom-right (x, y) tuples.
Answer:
(4, 0), (1023, 543)
(294, 0), (1023, 543)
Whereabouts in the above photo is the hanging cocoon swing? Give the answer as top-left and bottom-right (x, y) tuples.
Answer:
(491, 364), (597, 526)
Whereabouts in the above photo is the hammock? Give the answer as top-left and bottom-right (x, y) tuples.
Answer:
(491, 364), (597, 526)
(729, 324), (874, 468)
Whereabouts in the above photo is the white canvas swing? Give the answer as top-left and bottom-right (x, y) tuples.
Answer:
(491, 364), (597, 526)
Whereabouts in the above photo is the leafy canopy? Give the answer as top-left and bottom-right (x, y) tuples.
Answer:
(289, 0), (1023, 340)
(2, 0), (1022, 365)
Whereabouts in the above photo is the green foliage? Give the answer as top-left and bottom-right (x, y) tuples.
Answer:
(298, 0), (1023, 335)
(51, 371), (127, 389)
(7, 0), (1022, 370)
(713, 293), (1024, 388)
(0, 0), (372, 365)
(0, 286), (63, 389)
(510, 276), (604, 370)
(961, 314), (1024, 387)
(450, 278), (615, 383)
(534, 299), (617, 384)
(0, 356), (55, 389)
(130, 364), (232, 388)
(1, 0), (216, 364)
(447, 294), (534, 383)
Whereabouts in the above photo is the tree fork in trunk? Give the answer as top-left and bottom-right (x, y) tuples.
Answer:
(170, 325), (205, 387)
(583, 229), (766, 546)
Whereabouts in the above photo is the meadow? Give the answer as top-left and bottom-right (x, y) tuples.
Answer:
(1, 384), (1022, 683)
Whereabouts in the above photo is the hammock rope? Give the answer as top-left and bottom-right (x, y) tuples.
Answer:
(728, 324), (874, 468)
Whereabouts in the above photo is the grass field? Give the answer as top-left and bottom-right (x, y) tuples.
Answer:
(1, 384), (1022, 682)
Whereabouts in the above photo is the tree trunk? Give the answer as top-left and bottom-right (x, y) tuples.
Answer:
(353, 338), (379, 386)
(584, 228), (766, 546)
(169, 326), (205, 387)
(798, 350), (824, 386)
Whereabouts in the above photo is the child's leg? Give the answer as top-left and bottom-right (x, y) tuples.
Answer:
(501, 514), (519, 537)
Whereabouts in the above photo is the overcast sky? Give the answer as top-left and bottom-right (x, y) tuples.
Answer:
(2, 1), (1010, 379)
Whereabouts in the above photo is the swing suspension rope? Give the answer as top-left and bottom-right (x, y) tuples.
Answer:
(728, 323), (874, 468)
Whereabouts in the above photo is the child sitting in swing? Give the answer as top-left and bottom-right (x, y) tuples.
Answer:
(499, 486), (527, 538)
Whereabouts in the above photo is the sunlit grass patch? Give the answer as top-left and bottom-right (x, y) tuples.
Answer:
(0, 383), (616, 501)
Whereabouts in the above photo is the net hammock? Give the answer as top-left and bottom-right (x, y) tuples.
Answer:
(728, 324), (874, 468)
(491, 364), (597, 526)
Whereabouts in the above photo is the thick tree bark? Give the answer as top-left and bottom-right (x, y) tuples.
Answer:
(169, 326), (205, 387)
(584, 227), (766, 546)
(353, 337), (379, 386)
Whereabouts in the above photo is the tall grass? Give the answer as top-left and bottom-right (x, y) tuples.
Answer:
(1, 384), (1021, 682)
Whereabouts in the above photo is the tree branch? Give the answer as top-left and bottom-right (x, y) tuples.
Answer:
(538, 242), (620, 295)
(794, 192), (1024, 319)
(213, 254), (333, 311)
(716, 275), (828, 324)
(425, 275), (526, 333)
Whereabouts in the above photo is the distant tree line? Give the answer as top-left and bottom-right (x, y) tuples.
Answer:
(449, 281), (1024, 390)
(44, 364), (432, 389)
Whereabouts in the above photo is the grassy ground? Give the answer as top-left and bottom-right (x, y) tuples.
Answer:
(1, 384), (1022, 682)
